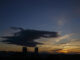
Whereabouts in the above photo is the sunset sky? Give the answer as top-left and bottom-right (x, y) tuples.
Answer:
(0, 0), (80, 54)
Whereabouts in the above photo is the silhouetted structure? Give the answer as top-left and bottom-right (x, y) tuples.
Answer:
(22, 47), (27, 55)
(35, 47), (38, 54)
(0, 50), (80, 60)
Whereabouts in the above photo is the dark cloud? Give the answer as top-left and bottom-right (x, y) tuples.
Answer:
(1, 27), (58, 47)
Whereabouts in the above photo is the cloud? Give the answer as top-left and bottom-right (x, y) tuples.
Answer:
(56, 34), (73, 42)
(36, 33), (78, 48)
(1, 28), (58, 47)
(55, 33), (80, 46)
(57, 41), (80, 54)
(35, 34), (72, 48)
(54, 34), (80, 52)
(0, 28), (20, 42)
(36, 33), (80, 53)
(0, 28), (20, 36)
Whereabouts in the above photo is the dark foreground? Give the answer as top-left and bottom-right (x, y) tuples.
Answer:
(0, 51), (80, 60)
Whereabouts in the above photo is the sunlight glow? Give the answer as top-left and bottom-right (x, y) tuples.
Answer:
(57, 49), (69, 54)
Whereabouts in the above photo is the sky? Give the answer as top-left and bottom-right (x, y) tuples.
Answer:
(0, 0), (80, 54)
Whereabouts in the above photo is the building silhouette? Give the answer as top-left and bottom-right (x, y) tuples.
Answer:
(22, 47), (39, 56)
(35, 47), (38, 54)
(22, 47), (27, 55)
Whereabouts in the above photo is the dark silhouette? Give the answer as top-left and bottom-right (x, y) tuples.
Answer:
(35, 47), (38, 54)
(0, 50), (80, 60)
(22, 47), (27, 55)
(1, 27), (59, 47)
